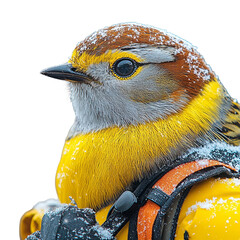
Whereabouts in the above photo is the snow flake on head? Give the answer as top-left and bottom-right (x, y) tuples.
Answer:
(76, 23), (193, 55)
(74, 23), (214, 84)
(186, 53), (211, 81)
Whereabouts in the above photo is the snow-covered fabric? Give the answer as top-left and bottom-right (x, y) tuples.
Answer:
(179, 141), (240, 169)
(26, 205), (115, 240)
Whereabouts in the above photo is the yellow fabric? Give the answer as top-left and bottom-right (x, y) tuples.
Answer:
(19, 209), (44, 240)
(175, 177), (240, 239)
(96, 205), (129, 239)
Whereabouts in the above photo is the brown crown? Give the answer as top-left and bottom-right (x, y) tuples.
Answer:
(75, 23), (216, 97)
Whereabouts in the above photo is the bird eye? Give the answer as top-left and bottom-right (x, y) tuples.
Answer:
(112, 58), (137, 78)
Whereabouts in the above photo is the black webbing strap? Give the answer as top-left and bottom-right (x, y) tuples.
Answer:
(147, 188), (170, 207)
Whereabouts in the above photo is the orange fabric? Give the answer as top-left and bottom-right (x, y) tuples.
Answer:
(137, 200), (160, 239)
(137, 159), (237, 240)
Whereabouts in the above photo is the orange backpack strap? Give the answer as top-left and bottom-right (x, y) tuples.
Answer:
(135, 159), (238, 240)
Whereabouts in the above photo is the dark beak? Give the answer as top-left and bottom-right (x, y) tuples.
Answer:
(41, 63), (92, 83)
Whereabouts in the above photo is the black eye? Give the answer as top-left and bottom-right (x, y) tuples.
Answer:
(112, 58), (137, 78)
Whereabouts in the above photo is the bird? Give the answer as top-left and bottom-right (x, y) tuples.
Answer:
(41, 23), (240, 210)
(21, 23), (240, 239)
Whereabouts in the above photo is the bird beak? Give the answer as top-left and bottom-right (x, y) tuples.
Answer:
(41, 63), (92, 83)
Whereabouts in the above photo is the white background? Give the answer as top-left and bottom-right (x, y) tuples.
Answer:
(1, 0), (240, 238)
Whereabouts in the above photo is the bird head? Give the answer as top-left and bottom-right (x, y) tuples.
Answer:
(42, 23), (227, 137)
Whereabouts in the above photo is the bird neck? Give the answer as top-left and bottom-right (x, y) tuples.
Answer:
(56, 79), (229, 210)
